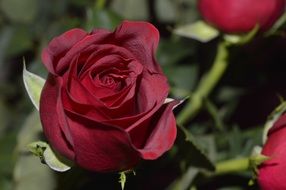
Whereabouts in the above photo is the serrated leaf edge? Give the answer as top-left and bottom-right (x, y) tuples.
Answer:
(178, 125), (215, 171)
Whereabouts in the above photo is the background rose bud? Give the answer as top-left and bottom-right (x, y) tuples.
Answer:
(258, 114), (286, 189)
(198, 0), (286, 33)
(40, 21), (178, 172)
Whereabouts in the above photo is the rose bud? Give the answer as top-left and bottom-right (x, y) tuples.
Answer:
(40, 21), (179, 172)
(198, 0), (286, 33)
(258, 113), (286, 189)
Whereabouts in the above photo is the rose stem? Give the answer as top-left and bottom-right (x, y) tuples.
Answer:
(177, 40), (229, 126)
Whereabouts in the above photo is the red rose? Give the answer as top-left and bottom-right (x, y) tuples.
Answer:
(198, 0), (286, 33)
(258, 114), (286, 189)
(40, 21), (178, 172)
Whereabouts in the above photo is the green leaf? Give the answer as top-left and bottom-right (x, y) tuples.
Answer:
(177, 126), (215, 171)
(27, 141), (47, 159)
(27, 141), (71, 172)
(263, 101), (286, 143)
(43, 144), (72, 172)
(169, 126), (215, 189)
(23, 61), (46, 110)
(174, 21), (219, 43)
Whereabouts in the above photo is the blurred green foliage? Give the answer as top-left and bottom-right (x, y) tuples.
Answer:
(0, 0), (286, 189)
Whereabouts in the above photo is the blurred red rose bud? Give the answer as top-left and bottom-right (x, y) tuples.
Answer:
(198, 0), (286, 33)
(258, 113), (286, 189)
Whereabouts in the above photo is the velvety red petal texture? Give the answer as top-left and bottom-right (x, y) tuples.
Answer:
(132, 101), (178, 159)
(65, 111), (140, 172)
(113, 21), (161, 73)
(39, 21), (177, 172)
(198, 0), (286, 33)
(40, 75), (75, 160)
(258, 113), (286, 189)
(42, 29), (88, 75)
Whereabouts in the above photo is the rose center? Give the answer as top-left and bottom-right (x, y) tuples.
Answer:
(101, 75), (115, 85)
(97, 69), (129, 91)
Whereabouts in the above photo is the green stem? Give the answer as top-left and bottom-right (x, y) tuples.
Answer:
(177, 41), (229, 125)
(215, 157), (250, 175)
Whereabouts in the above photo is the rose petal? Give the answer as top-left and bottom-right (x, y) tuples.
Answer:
(66, 111), (140, 172)
(100, 85), (137, 118)
(41, 29), (88, 75)
(267, 113), (286, 136)
(80, 55), (140, 99)
(259, 163), (286, 190)
(262, 123), (286, 159)
(259, 141), (286, 190)
(64, 101), (157, 130)
(114, 21), (162, 73)
(135, 72), (169, 113)
(56, 30), (112, 74)
(79, 44), (136, 77)
(63, 77), (111, 120)
(40, 75), (75, 160)
(258, 114), (286, 190)
(64, 76), (137, 120)
(133, 100), (179, 159)
(63, 72), (169, 127)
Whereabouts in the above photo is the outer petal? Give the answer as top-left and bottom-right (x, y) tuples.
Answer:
(114, 21), (162, 73)
(258, 114), (286, 189)
(41, 29), (88, 75)
(56, 30), (112, 74)
(131, 101), (178, 159)
(135, 72), (169, 113)
(39, 75), (75, 160)
(65, 111), (140, 172)
(267, 113), (286, 135)
(259, 144), (286, 190)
